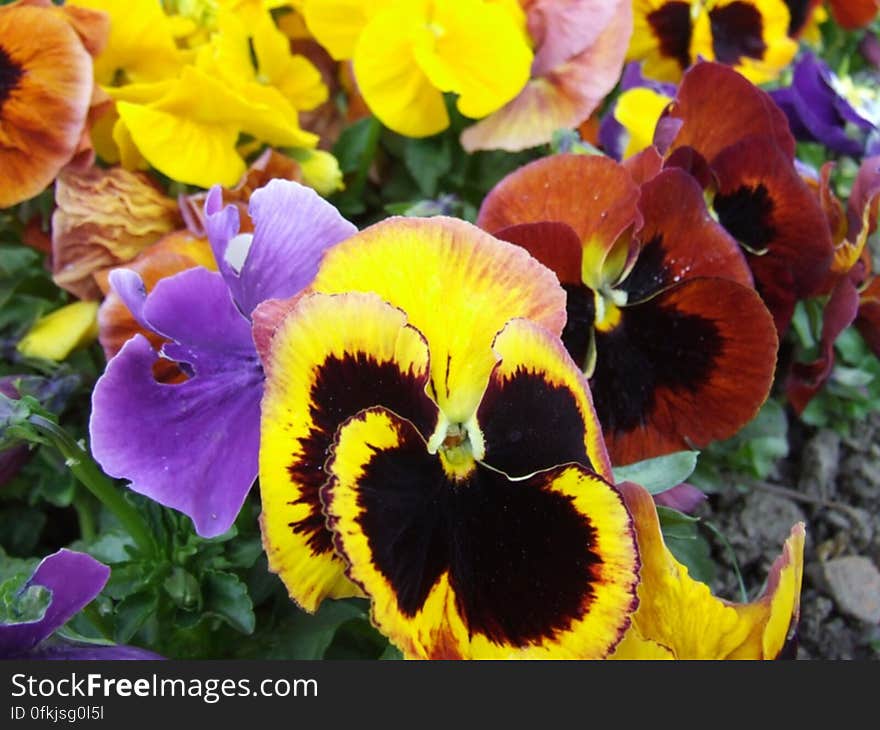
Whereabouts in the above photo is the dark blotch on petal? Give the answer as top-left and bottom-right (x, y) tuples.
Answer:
(709, 2), (767, 65)
(355, 428), (600, 645)
(288, 354), (436, 556)
(590, 300), (723, 436)
(620, 235), (669, 303)
(0, 45), (23, 110)
(784, 0), (814, 36)
(478, 367), (592, 478)
(713, 183), (776, 252)
(561, 284), (596, 371)
(647, 2), (693, 72)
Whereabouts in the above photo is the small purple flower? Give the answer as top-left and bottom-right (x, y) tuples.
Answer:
(0, 549), (161, 660)
(599, 62), (677, 161)
(771, 52), (880, 158)
(89, 181), (357, 537)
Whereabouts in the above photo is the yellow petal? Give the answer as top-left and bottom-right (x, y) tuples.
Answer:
(115, 102), (246, 188)
(302, 0), (392, 60)
(70, 0), (182, 84)
(17, 301), (99, 362)
(412, 0), (533, 120)
(614, 87), (673, 159)
(353, 4), (449, 137)
(260, 291), (437, 612)
(612, 482), (805, 659)
(311, 216), (568, 423)
(272, 55), (329, 111)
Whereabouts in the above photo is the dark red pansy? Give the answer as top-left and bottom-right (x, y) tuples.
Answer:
(711, 135), (834, 332)
(478, 154), (778, 464)
(658, 61), (796, 161)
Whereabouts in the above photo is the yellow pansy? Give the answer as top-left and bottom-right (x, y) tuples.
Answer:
(69, 0), (183, 84)
(613, 86), (673, 159)
(107, 65), (317, 188)
(691, 0), (797, 84)
(304, 0), (533, 137)
(17, 302), (100, 363)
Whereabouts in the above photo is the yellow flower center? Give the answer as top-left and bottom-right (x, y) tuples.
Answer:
(593, 287), (628, 333)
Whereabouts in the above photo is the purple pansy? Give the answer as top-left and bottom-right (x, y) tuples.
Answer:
(771, 52), (880, 158)
(599, 62), (677, 161)
(0, 549), (161, 660)
(89, 180), (357, 538)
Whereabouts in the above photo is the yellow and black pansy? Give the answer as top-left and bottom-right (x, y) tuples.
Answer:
(258, 217), (639, 658)
(629, 0), (797, 83)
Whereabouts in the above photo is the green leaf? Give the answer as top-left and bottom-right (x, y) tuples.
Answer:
(0, 505), (46, 556)
(202, 570), (255, 634)
(163, 567), (202, 612)
(658, 507), (716, 586)
(612, 451), (699, 494)
(323, 617), (392, 659)
(115, 591), (159, 643)
(333, 117), (380, 174)
(0, 575), (51, 624)
(403, 135), (453, 197)
(656, 505), (700, 539)
(240, 599), (366, 660)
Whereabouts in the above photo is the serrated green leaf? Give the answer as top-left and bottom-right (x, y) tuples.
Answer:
(115, 591), (159, 643)
(203, 570), (255, 634)
(403, 135), (453, 197)
(163, 567), (202, 611)
(613, 451), (699, 494)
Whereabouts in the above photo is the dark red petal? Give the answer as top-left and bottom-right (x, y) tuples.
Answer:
(828, 0), (879, 29)
(623, 146), (664, 186)
(785, 277), (860, 414)
(590, 277), (778, 465)
(493, 221), (583, 285)
(848, 155), (880, 239)
(856, 276), (880, 360)
(711, 135), (833, 333)
(661, 61), (795, 162)
(477, 153), (640, 251)
(623, 168), (752, 303)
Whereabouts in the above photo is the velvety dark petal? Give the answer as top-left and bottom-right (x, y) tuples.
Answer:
(323, 407), (638, 659)
(786, 277), (860, 413)
(709, 2), (767, 65)
(204, 180), (356, 316)
(590, 277), (778, 465)
(711, 135), (834, 332)
(0, 550), (108, 658)
(784, 0), (821, 37)
(661, 61), (796, 161)
(475, 318), (611, 481)
(623, 168), (752, 303)
(259, 292), (438, 613)
(492, 222), (584, 285)
(647, 1), (693, 74)
(561, 283), (597, 372)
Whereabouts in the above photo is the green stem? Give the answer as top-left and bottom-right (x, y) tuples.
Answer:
(28, 415), (156, 556)
(702, 519), (748, 603)
(82, 603), (114, 642)
(72, 492), (97, 543)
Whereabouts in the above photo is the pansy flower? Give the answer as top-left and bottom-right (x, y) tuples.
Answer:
(477, 153), (778, 465)
(302, 0), (533, 137)
(460, 0), (633, 152)
(89, 180), (356, 537)
(255, 215), (640, 658)
(0, 0), (108, 207)
(611, 482), (805, 660)
(0, 549), (161, 660)
(656, 61), (834, 334)
(628, 0), (796, 83)
(786, 157), (880, 410)
(771, 52), (880, 159)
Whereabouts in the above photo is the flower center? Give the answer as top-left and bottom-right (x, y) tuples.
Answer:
(594, 287), (627, 333)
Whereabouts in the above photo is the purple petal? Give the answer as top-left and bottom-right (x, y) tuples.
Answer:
(108, 268), (151, 332)
(90, 334), (263, 538)
(599, 110), (626, 160)
(31, 642), (164, 660)
(205, 179), (357, 316)
(0, 550), (109, 658)
(620, 61), (677, 97)
(139, 268), (257, 374)
(653, 483), (707, 513)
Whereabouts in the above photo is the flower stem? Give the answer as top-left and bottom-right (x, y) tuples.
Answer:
(72, 492), (97, 543)
(28, 415), (156, 556)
